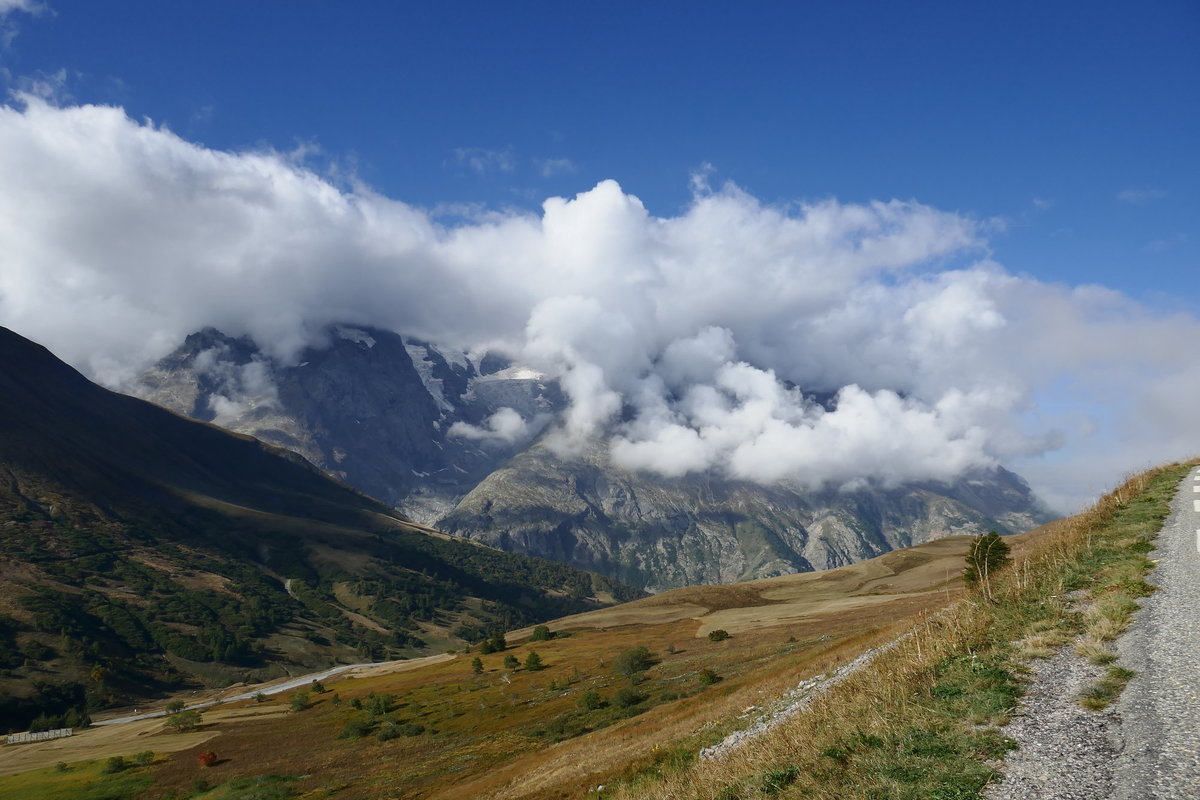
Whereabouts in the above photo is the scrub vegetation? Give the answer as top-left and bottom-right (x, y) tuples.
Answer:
(606, 461), (1193, 799)
(2, 461), (1187, 800)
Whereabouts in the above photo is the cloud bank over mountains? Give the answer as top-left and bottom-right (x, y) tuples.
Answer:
(2, 95), (1197, 510)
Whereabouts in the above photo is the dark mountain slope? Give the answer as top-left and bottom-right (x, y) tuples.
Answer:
(0, 327), (637, 732)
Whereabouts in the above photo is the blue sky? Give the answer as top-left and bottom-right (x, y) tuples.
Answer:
(1, 1), (1199, 511)
(4, 1), (1196, 305)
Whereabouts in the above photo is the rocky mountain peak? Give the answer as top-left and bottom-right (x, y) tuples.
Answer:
(132, 324), (1053, 590)
(130, 325), (554, 520)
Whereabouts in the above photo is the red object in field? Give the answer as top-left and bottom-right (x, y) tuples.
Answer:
(197, 750), (217, 767)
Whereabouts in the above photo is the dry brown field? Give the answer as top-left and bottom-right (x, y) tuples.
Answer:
(0, 530), (1038, 799)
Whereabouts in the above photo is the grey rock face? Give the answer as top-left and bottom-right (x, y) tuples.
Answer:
(134, 326), (1052, 591)
(437, 440), (1051, 591)
(130, 326), (552, 518)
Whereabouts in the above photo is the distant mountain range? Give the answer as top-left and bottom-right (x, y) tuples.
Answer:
(131, 325), (1053, 591)
(0, 326), (636, 731)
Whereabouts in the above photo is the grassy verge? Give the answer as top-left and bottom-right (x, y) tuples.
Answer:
(0, 758), (154, 800)
(604, 460), (1195, 800)
(0, 759), (298, 800)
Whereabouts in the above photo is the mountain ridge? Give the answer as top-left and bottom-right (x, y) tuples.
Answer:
(0, 326), (637, 731)
(129, 325), (1053, 590)
(439, 438), (1048, 590)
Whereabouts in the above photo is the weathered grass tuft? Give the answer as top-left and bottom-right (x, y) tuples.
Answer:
(1080, 666), (1137, 710)
(1075, 638), (1118, 665)
(1019, 625), (1073, 660)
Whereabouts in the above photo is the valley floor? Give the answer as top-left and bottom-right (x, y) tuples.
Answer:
(0, 535), (979, 799)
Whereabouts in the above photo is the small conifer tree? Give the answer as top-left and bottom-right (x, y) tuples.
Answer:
(964, 531), (1011, 600)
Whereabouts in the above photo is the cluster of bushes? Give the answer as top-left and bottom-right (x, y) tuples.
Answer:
(101, 751), (154, 774)
(532, 683), (651, 743)
(0, 681), (92, 735)
(530, 642), (726, 744)
(486, 651), (545, 672)
(28, 706), (91, 732)
(476, 632), (508, 654)
(286, 578), (425, 657)
(614, 646), (657, 676)
(339, 692), (428, 742)
(18, 562), (288, 669)
(531, 625), (565, 642)
(165, 709), (203, 731)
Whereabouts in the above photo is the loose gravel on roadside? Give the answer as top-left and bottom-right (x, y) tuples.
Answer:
(986, 466), (1200, 800)
(1110, 467), (1200, 798)
(982, 628), (1120, 800)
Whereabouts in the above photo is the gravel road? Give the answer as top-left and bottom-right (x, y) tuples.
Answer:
(986, 466), (1200, 800)
(983, 602), (1120, 800)
(1111, 466), (1200, 797)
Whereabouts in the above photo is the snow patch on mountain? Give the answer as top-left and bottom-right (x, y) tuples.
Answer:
(335, 325), (376, 348)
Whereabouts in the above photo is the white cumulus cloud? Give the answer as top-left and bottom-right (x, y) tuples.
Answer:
(448, 407), (541, 445)
(2, 95), (1199, 511)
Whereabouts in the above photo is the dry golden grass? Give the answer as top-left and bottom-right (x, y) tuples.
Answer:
(510, 535), (976, 644)
(601, 460), (1197, 800)
(1082, 593), (1140, 642)
(10, 463), (1192, 800)
(1075, 637), (1118, 665)
(4, 530), (987, 799)
(1018, 626), (1073, 660)
(0, 718), (218, 779)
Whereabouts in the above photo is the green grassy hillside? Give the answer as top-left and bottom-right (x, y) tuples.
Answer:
(0, 327), (639, 732)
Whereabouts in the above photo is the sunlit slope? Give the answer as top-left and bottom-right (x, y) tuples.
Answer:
(0, 526), (1055, 798)
(511, 533), (988, 639)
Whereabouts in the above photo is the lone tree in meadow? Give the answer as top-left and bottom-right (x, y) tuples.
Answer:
(524, 651), (544, 671)
(164, 710), (202, 732)
(471, 656), (484, 675)
(964, 531), (1011, 600)
(289, 690), (312, 712)
(614, 646), (656, 676)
